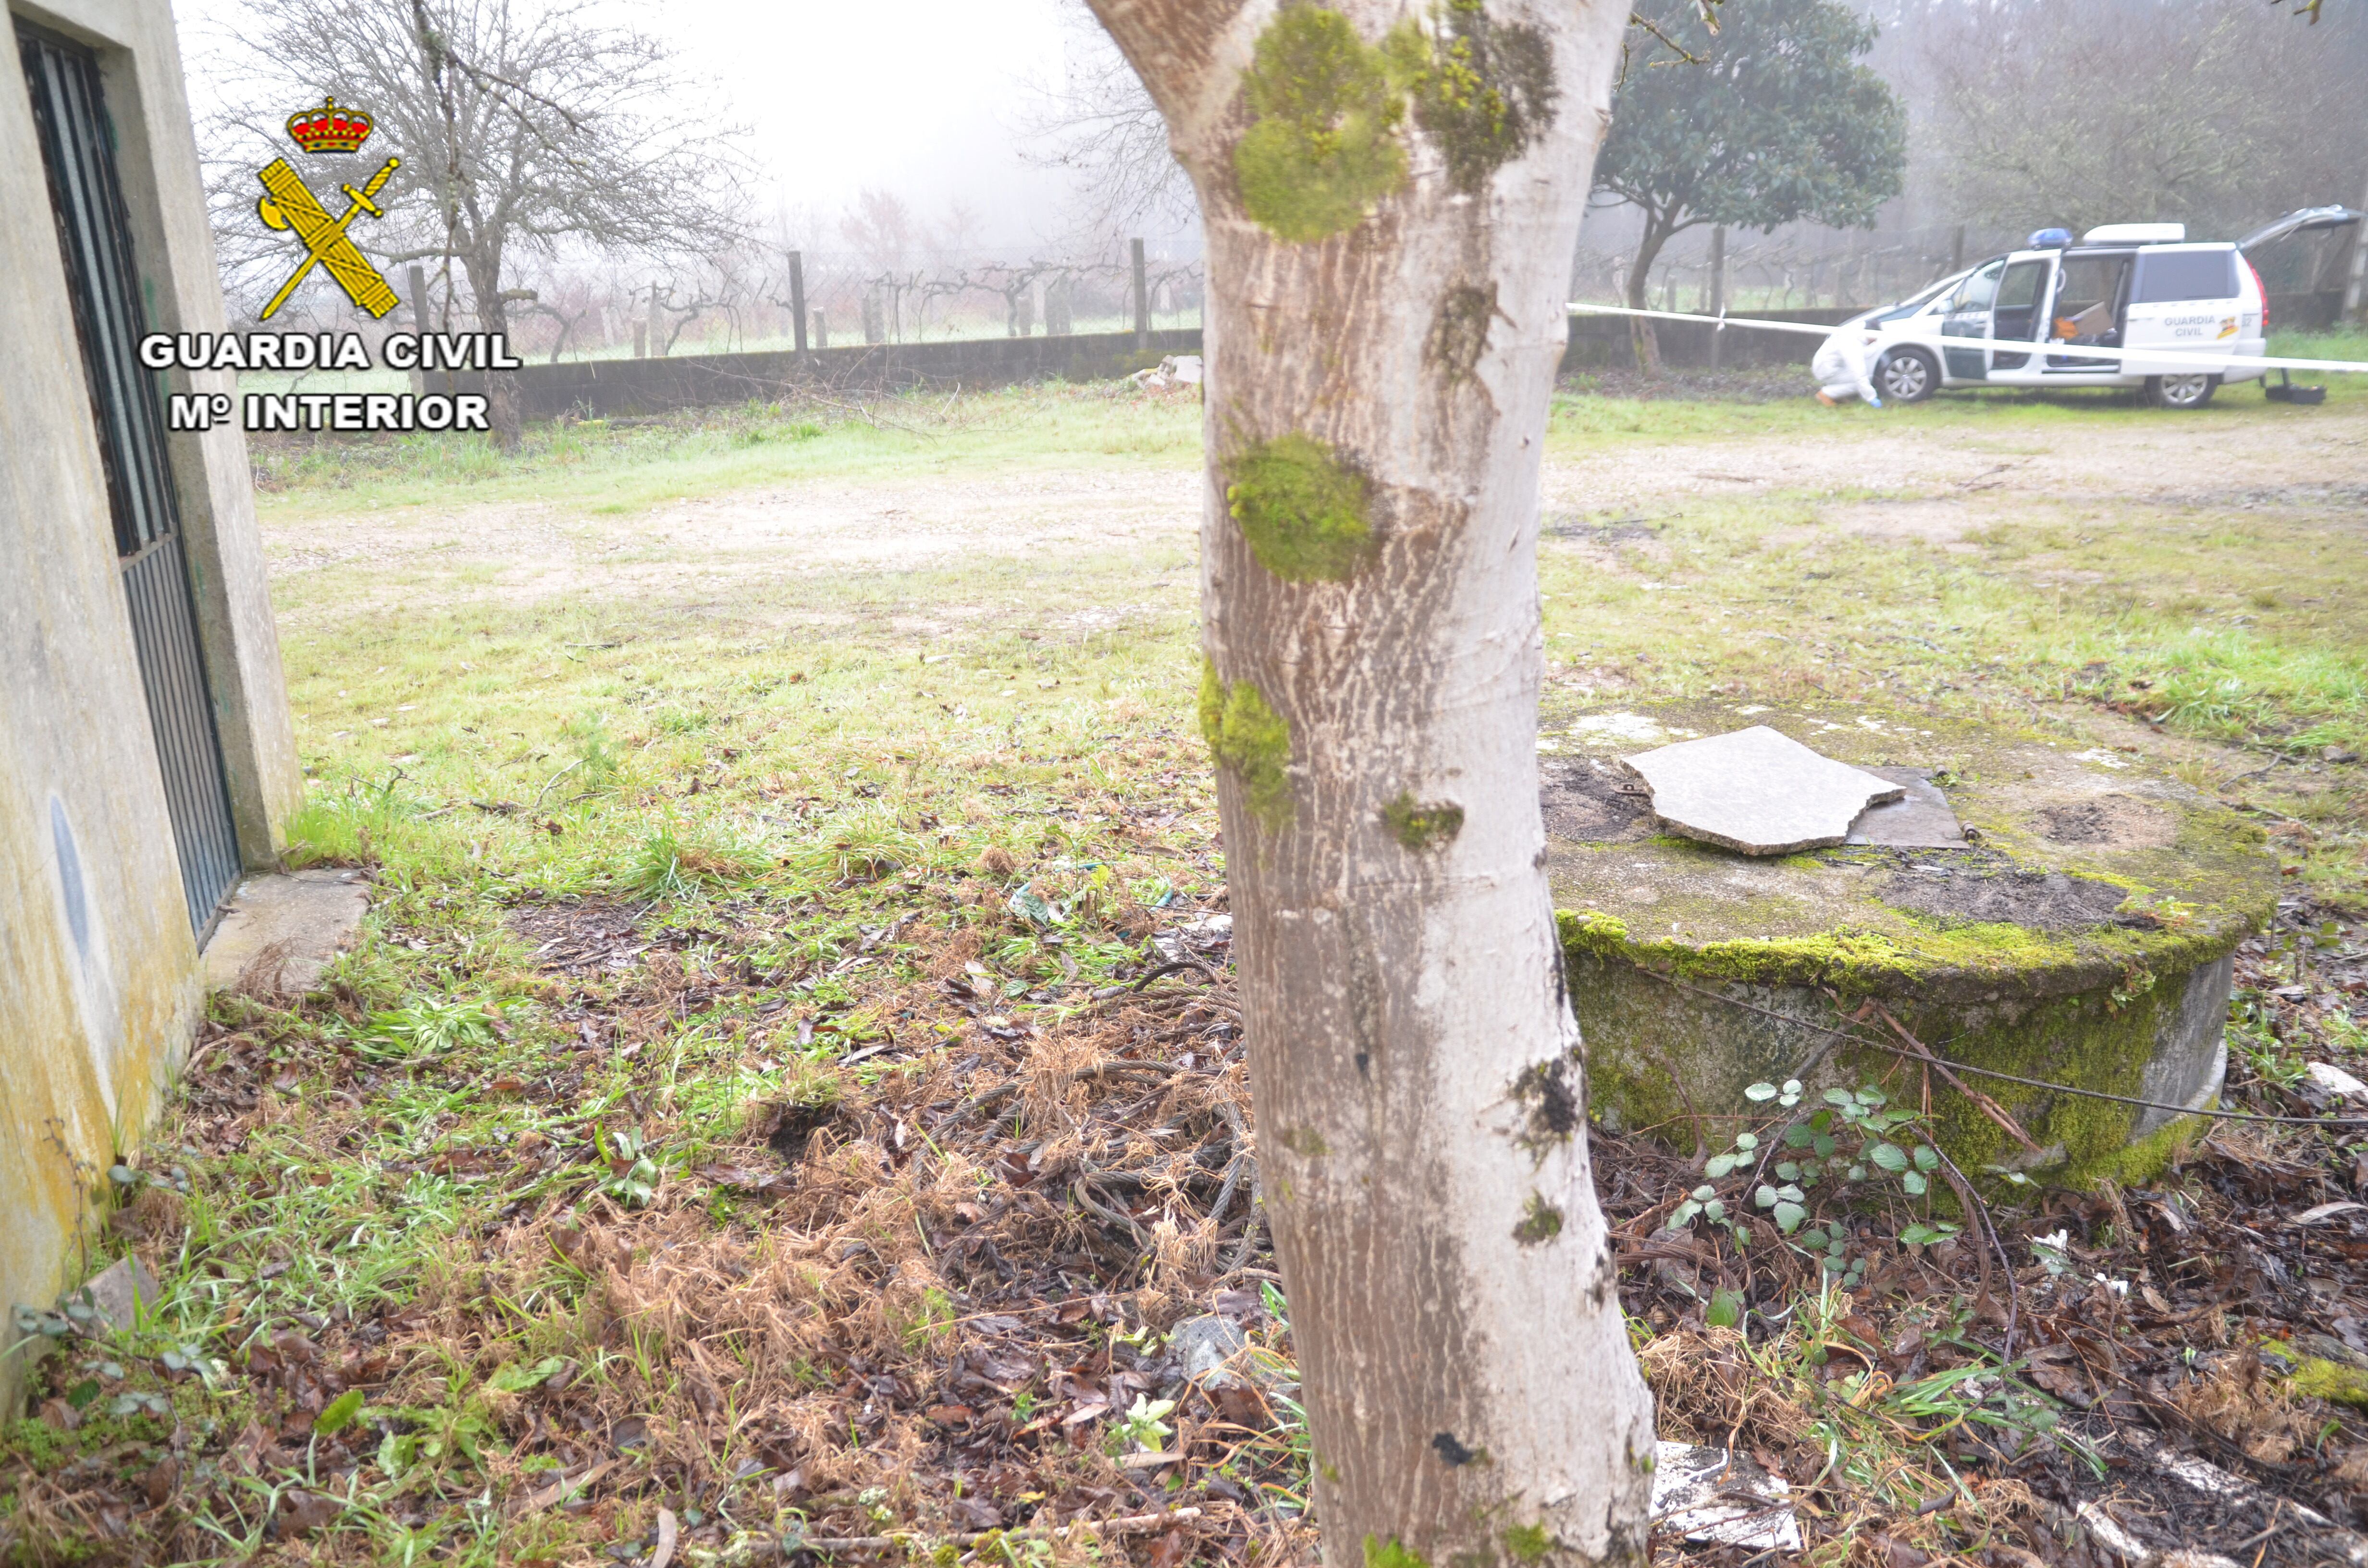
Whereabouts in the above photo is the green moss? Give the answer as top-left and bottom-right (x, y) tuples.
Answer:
(1393, 0), (1557, 194)
(1385, 792), (1465, 851)
(1235, 7), (1408, 242)
(1513, 1193), (1564, 1245)
(1560, 909), (2220, 1188)
(1367, 1538), (1432, 1568)
(1226, 433), (1375, 581)
(1501, 1523), (1552, 1565)
(0, 1420), (74, 1471)
(1200, 659), (1295, 832)
(1557, 895), (2235, 1000)
(1281, 1126), (1332, 1156)
(2291, 1358), (2368, 1408)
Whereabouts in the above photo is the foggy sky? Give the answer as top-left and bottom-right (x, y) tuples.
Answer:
(172, 0), (1102, 250)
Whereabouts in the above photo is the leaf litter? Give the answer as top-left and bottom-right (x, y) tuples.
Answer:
(4, 809), (2367, 1567)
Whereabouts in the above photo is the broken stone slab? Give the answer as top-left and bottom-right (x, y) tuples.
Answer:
(1648, 1441), (1801, 1551)
(201, 869), (370, 997)
(1846, 767), (1967, 848)
(1623, 725), (1903, 855)
(2308, 1062), (2368, 1101)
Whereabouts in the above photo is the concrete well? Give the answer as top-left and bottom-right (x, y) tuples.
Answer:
(1543, 702), (2277, 1187)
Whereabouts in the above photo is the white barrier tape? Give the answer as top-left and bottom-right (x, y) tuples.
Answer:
(1569, 303), (2368, 378)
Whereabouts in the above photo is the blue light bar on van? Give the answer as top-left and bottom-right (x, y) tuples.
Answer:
(2028, 228), (2073, 248)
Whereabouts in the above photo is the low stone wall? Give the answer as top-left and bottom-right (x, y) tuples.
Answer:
(473, 290), (2350, 422)
(462, 329), (1204, 420)
(1560, 306), (1858, 370)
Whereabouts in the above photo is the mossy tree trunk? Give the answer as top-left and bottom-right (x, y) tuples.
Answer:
(1083, 2), (1654, 1564)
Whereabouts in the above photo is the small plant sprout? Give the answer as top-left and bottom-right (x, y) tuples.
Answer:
(2032, 1228), (2074, 1275)
(595, 1125), (660, 1208)
(1744, 1078), (1803, 1109)
(1110, 1394), (1176, 1454)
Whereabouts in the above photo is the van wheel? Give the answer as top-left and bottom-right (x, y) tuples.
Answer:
(1877, 348), (1939, 404)
(2146, 372), (2219, 409)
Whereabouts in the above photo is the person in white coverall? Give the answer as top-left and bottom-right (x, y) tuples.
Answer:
(1811, 327), (1881, 407)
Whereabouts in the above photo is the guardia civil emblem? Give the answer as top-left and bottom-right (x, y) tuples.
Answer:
(256, 96), (399, 320)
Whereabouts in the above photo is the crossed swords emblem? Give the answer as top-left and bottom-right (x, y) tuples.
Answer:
(256, 154), (401, 320)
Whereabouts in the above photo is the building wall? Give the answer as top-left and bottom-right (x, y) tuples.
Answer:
(0, 0), (298, 1411)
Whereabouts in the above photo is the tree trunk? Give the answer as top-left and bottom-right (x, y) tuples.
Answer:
(1625, 213), (1678, 375)
(461, 250), (522, 449)
(1085, 2), (1654, 1563)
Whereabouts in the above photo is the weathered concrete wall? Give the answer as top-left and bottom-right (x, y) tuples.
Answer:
(0, 0), (297, 1413)
(466, 329), (1206, 420)
(1561, 306), (1859, 369)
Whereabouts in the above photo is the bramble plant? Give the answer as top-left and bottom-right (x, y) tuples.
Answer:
(1668, 1079), (1961, 1287)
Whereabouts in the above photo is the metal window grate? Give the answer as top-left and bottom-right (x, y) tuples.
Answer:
(21, 19), (242, 936)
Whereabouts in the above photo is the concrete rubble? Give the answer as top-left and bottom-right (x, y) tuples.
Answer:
(1648, 1441), (1802, 1551)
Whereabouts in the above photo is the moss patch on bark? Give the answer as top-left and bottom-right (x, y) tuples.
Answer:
(1235, 6), (1409, 242)
(1225, 433), (1376, 581)
(1513, 1193), (1565, 1245)
(1199, 660), (1296, 832)
(1500, 1523), (1553, 1565)
(1384, 792), (1465, 851)
(1390, 0), (1557, 195)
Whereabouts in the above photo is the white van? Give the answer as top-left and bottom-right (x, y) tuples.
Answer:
(1864, 224), (2267, 408)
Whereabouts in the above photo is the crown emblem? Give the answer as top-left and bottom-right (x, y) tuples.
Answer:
(285, 96), (372, 155)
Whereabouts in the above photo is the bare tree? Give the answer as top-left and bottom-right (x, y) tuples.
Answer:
(1017, 0), (1197, 242)
(203, 0), (745, 440)
(1082, 0), (1654, 1560)
(1923, 0), (2367, 240)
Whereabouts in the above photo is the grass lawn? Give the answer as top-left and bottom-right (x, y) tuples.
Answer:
(5, 348), (2366, 1565)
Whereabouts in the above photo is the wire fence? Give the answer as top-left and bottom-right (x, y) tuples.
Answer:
(1570, 222), (2028, 316)
(476, 244), (1206, 364)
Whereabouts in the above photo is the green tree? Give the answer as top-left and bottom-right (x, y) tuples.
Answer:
(1594, 0), (1905, 366)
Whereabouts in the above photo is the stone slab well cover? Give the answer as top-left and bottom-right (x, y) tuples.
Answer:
(1624, 725), (1903, 855)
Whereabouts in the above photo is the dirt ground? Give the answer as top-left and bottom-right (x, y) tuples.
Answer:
(258, 399), (2368, 616)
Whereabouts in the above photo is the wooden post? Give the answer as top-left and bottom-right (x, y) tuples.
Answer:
(1132, 238), (1150, 349)
(405, 264), (430, 392)
(2345, 169), (2368, 321)
(811, 308), (828, 349)
(1707, 226), (1726, 372)
(648, 284), (665, 357)
(789, 250), (808, 354)
(1950, 225), (1966, 276)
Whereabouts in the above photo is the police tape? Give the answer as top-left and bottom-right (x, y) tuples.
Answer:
(1569, 303), (2368, 378)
